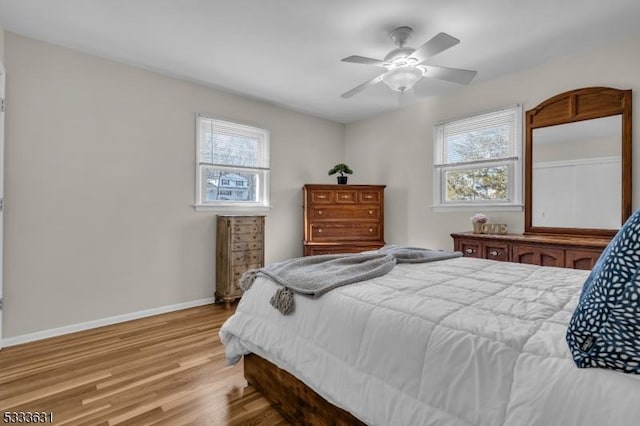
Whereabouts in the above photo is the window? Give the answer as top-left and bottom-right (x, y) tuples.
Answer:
(196, 115), (270, 210)
(433, 105), (522, 211)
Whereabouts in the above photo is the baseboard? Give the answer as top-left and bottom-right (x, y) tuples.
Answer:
(1, 297), (216, 348)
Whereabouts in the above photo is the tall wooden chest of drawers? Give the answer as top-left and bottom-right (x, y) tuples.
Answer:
(303, 184), (385, 256)
(216, 215), (265, 308)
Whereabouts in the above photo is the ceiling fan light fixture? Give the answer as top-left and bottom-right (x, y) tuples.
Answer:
(340, 27), (474, 99)
(382, 67), (423, 92)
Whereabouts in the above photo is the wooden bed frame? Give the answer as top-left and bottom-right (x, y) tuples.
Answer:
(244, 353), (366, 425)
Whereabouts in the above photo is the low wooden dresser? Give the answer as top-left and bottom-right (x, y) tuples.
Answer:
(303, 184), (385, 256)
(451, 232), (610, 270)
(216, 215), (265, 308)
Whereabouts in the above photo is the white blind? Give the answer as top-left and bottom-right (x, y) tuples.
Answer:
(199, 116), (269, 169)
(434, 106), (521, 166)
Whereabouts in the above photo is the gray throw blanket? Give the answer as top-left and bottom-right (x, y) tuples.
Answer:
(239, 246), (461, 315)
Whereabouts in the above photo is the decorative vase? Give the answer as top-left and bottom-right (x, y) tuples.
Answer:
(337, 176), (348, 185)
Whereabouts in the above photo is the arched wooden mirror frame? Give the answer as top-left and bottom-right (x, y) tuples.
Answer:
(525, 87), (632, 237)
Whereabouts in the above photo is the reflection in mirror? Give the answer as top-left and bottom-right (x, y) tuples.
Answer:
(532, 115), (621, 229)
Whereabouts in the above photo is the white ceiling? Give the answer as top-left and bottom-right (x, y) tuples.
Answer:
(1, 0), (639, 123)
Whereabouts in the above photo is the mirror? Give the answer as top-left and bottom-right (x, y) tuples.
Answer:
(525, 87), (632, 237)
(532, 116), (621, 229)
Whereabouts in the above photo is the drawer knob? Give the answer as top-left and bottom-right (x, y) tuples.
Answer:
(465, 248), (475, 254)
(490, 250), (499, 256)
(318, 210), (323, 215)
(318, 229), (323, 233)
(368, 210), (373, 214)
(365, 195), (373, 199)
(341, 195), (349, 199)
(369, 228), (373, 232)
(317, 195), (327, 199)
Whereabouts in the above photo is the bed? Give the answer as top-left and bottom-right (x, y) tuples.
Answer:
(220, 256), (640, 425)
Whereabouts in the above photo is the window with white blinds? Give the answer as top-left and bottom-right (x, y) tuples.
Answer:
(432, 105), (522, 210)
(196, 115), (270, 209)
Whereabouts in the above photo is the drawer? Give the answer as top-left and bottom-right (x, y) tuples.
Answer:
(229, 217), (263, 225)
(458, 240), (481, 258)
(512, 245), (564, 267)
(310, 206), (380, 221)
(232, 241), (263, 251)
(232, 232), (263, 242)
(359, 191), (381, 204)
(231, 263), (262, 284)
(232, 223), (262, 234)
(231, 250), (263, 265)
(565, 249), (602, 270)
(304, 244), (383, 256)
(309, 190), (333, 204)
(335, 190), (357, 204)
(484, 242), (509, 262)
(310, 223), (381, 241)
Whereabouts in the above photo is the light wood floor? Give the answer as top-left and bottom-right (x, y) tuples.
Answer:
(0, 304), (289, 425)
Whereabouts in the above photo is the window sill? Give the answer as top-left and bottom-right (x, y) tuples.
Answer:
(193, 204), (271, 215)
(431, 204), (523, 213)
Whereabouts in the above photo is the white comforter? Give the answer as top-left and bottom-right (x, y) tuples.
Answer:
(220, 257), (640, 426)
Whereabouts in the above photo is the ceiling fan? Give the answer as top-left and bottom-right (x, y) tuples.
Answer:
(340, 26), (477, 98)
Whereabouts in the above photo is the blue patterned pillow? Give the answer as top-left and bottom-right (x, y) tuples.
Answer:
(566, 209), (640, 374)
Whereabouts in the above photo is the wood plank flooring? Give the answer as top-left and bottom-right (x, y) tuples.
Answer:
(0, 304), (289, 425)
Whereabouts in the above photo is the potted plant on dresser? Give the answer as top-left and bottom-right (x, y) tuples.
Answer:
(328, 163), (353, 184)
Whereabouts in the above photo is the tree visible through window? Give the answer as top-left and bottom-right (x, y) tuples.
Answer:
(196, 116), (270, 208)
(433, 106), (522, 208)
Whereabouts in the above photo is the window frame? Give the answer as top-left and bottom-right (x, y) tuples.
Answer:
(194, 114), (270, 212)
(432, 105), (523, 212)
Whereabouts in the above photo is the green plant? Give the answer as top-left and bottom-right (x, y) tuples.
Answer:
(328, 163), (353, 177)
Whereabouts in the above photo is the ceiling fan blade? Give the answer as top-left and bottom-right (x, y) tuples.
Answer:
(341, 55), (388, 67)
(423, 65), (477, 84)
(409, 32), (459, 64)
(340, 74), (385, 98)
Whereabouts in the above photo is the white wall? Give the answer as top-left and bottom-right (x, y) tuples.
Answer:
(345, 33), (640, 250)
(3, 33), (344, 339)
(0, 25), (4, 62)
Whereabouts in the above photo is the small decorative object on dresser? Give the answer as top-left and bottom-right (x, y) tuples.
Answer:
(303, 184), (385, 256)
(216, 215), (265, 309)
(327, 163), (353, 184)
